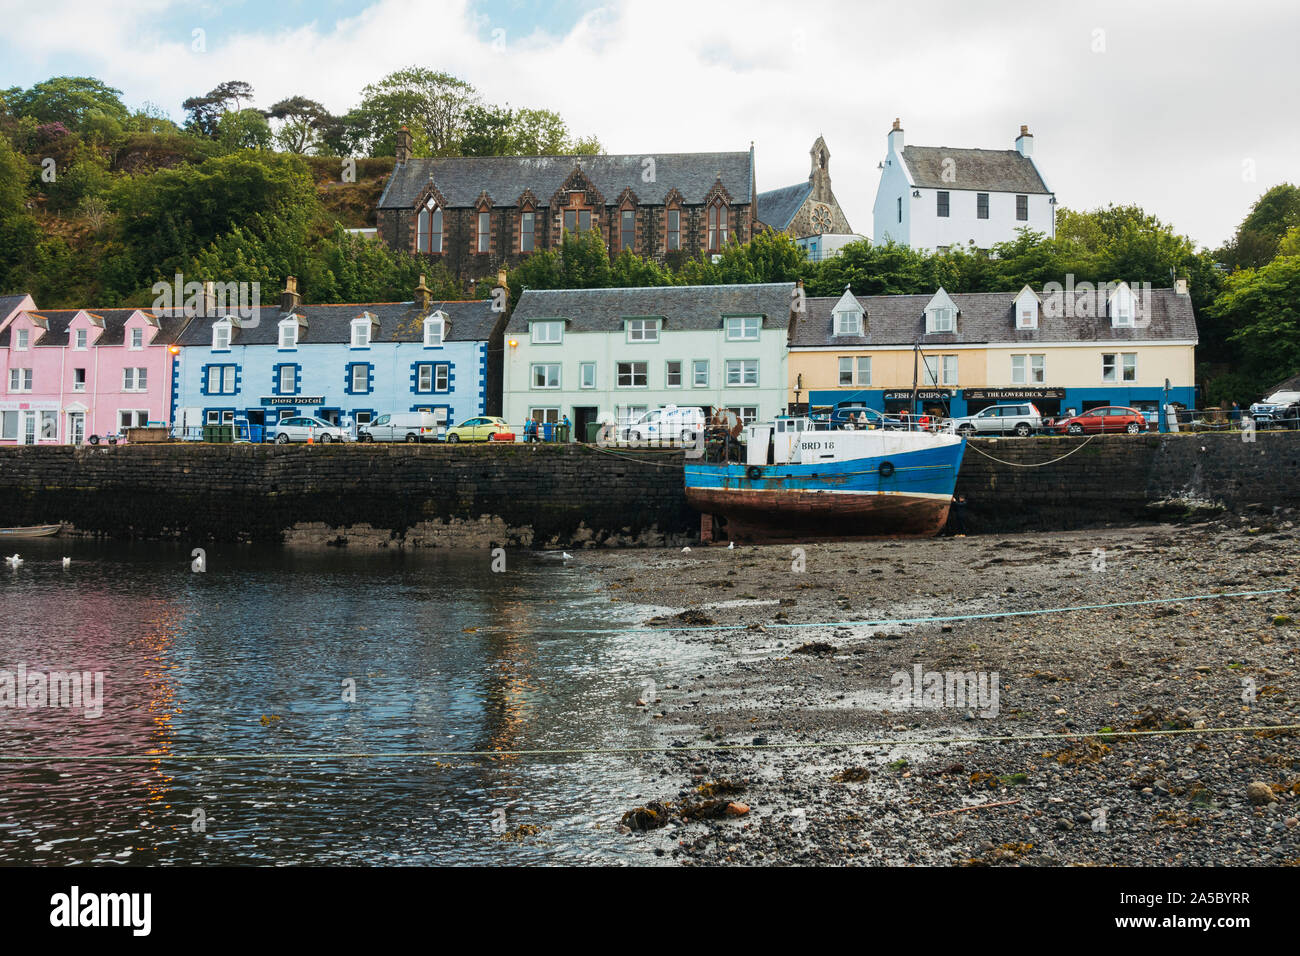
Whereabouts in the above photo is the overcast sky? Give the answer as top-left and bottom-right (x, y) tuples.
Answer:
(2, 0), (1296, 249)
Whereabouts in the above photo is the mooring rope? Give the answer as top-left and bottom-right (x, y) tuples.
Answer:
(964, 433), (1098, 467)
(0, 724), (1294, 763)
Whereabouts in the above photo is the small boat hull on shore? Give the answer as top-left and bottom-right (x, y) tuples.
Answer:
(684, 424), (965, 542)
(0, 525), (61, 538)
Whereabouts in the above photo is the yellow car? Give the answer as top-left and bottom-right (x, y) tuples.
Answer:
(445, 416), (512, 443)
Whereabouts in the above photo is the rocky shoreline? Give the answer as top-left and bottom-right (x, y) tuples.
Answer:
(578, 512), (1300, 865)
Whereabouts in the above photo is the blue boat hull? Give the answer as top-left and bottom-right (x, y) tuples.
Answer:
(684, 439), (965, 541)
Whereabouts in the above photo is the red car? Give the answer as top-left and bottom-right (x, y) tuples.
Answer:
(1052, 406), (1150, 435)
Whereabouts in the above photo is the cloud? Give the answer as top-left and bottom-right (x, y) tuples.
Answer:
(2, 0), (1297, 247)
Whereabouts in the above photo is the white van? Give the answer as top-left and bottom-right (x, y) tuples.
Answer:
(359, 412), (445, 443)
(621, 405), (706, 443)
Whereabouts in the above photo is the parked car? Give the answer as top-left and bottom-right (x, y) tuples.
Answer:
(1052, 406), (1149, 435)
(1249, 390), (1300, 429)
(445, 416), (511, 443)
(270, 416), (351, 443)
(945, 403), (1044, 437)
(621, 405), (706, 442)
(358, 412), (444, 443)
(830, 404), (904, 430)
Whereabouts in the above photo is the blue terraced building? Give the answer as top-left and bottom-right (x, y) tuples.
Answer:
(172, 277), (506, 437)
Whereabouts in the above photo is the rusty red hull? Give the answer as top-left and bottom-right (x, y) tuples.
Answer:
(685, 487), (951, 542)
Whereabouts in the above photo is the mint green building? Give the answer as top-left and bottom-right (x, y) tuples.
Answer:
(503, 283), (797, 439)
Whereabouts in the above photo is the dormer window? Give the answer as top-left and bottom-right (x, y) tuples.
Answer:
(130, 328), (144, 350)
(424, 312), (446, 347)
(351, 317), (372, 348)
(929, 307), (955, 333)
(416, 200), (443, 254)
(626, 318), (660, 343)
(531, 320), (563, 345)
(725, 316), (760, 341)
(75, 329), (87, 350)
(1014, 287), (1040, 330)
(213, 321), (231, 350)
(15, 329), (28, 350)
(924, 288), (959, 334)
(279, 319), (298, 349)
(1110, 284), (1135, 327)
(834, 311), (862, 335)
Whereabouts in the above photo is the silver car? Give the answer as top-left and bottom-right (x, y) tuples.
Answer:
(270, 415), (350, 444)
(945, 403), (1043, 437)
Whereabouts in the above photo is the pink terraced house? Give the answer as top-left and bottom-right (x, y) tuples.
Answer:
(0, 302), (188, 445)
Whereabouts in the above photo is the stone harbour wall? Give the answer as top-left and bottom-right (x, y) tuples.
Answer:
(0, 431), (1296, 546)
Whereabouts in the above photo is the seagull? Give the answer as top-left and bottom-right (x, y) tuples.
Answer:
(5, 554), (21, 568)
(561, 552), (573, 561)
(681, 546), (692, 553)
(62, 557), (71, 568)
(728, 541), (735, 550)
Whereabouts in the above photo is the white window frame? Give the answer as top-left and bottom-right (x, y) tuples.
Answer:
(74, 328), (88, 350)
(725, 316), (761, 341)
(665, 360), (682, 388)
(130, 327), (145, 350)
(122, 367), (148, 392)
(14, 328), (28, 350)
(1121, 352), (1137, 383)
(617, 361), (648, 388)
(213, 322), (231, 351)
(626, 319), (660, 343)
(424, 315), (445, 347)
(351, 319), (371, 349)
(279, 365), (296, 394)
(1011, 354), (1027, 385)
(838, 357), (854, 386)
(1102, 353), (1118, 383)
(833, 311), (862, 336)
(941, 355), (959, 386)
(923, 356), (939, 386)
(435, 365), (449, 392)
(692, 360), (709, 387)
(72, 367), (86, 392)
(927, 308), (955, 333)
(279, 320), (298, 350)
(1029, 354), (1045, 385)
(350, 364), (369, 393)
(1017, 304), (1038, 329)
(9, 368), (33, 392)
(531, 321), (563, 345)
(579, 362), (596, 389)
(724, 359), (758, 387)
(531, 363), (560, 389)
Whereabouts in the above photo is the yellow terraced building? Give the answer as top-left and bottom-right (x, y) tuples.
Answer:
(788, 282), (1197, 422)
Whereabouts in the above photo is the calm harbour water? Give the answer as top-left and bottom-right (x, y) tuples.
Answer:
(0, 540), (706, 865)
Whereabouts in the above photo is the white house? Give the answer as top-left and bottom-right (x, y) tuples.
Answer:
(503, 283), (797, 440)
(872, 119), (1056, 252)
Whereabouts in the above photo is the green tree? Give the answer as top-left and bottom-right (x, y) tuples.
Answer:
(1212, 253), (1300, 394)
(1218, 184), (1300, 269)
(268, 96), (331, 153)
(10, 76), (128, 130)
(349, 68), (479, 156)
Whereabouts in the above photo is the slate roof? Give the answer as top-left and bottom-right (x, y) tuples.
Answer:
(901, 146), (1050, 194)
(172, 300), (499, 347)
(0, 308), (190, 348)
(509, 283), (795, 334)
(378, 151), (754, 210)
(790, 288), (1198, 348)
(0, 294), (32, 324)
(756, 182), (812, 230)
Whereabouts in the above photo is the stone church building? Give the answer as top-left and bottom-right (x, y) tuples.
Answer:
(375, 127), (757, 282)
(755, 136), (853, 239)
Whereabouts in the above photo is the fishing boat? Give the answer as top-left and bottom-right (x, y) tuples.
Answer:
(0, 524), (62, 538)
(684, 416), (965, 541)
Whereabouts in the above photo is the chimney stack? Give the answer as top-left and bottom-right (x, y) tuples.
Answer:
(1174, 276), (1189, 295)
(415, 273), (433, 313)
(395, 125), (413, 166)
(1015, 124), (1034, 157)
(887, 118), (904, 155)
(281, 275), (301, 314)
